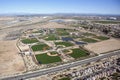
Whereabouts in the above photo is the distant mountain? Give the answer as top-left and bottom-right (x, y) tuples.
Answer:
(0, 13), (120, 17)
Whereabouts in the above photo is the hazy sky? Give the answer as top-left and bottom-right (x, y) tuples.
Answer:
(0, 0), (120, 14)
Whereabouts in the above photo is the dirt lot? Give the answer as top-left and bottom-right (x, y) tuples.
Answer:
(0, 40), (25, 76)
(84, 39), (120, 54)
(41, 22), (66, 28)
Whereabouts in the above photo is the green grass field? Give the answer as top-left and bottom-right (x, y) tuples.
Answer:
(83, 32), (96, 36)
(81, 38), (98, 43)
(31, 44), (50, 51)
(21, 38), (38, 44)
(94, 36), (109, 40)
(45, 34), (59, 41)
(55, 41), (73, 47)
(63, 49), (70, 53)
(35, 53), (61, 64)
(69, 48), (89, 59)
(56, 28), (69, 36)
(50, 51), (58, 55)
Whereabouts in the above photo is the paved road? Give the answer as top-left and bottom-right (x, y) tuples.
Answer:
(1, 50), (120, 80)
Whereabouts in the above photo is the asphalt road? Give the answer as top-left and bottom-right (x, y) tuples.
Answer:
(1, 50), (120, 80)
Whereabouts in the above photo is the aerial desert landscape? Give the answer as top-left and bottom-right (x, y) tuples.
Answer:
(0, 40), (25, 76)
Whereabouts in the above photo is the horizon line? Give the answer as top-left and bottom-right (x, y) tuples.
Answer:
(0, 13), (120, 16)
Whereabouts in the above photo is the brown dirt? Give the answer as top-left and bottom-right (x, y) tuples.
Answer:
(84, 39), (120, 54)
(41, 22), (66, 28)
(0, 40), (25, 76)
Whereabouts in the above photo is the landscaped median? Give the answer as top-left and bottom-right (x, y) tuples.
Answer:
(35, 53), (61, 64)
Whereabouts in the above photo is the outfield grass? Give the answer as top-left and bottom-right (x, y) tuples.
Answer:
(21, 38), (38, 44)
(69, 48), (89, 59)
(31, 44), (50, 51)
(35, 53), (61, 64)
(55, 41), (73, 47)
(94, 36), (109, 40)
(63, 49), (70, 53)
(50, 51), (58, 55)
(81, 38), (98, 43)
(45, 34), (59, 41)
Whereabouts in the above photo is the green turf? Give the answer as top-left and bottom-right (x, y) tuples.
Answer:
(45, 34), (59, 41)
(31, 44), (50, 51)
(94, 36), (109, 40)
(63, 49), (70, 53)
(69, 48), (89, 59)
(55, 41), (73, 47)
(58, 77), (71, 80)
(81, 38), (98, 43)
(35, 53), (61, 64)
(56, 28), (69, 36)
(21, 38), (38, 44)
(83, 33), (96, 36)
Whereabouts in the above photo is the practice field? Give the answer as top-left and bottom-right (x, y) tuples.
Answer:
(45, 34), (59, 41)
(81, 38), (98, 43)
(31, 44), (50, 51)
(55, 41), (74, 47)
(69, 48), (89, 59)
(56, 28), (69, 36)
(94, 36), (109, 40)
(35, 53), (61, 64)
(21, 38), (38, 44)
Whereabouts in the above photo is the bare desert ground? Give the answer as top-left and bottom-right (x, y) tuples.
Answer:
(0, 40), (25, 76)
(0, 21), (67, 76)
(84, 39), (120, 54)
(41, 22), (66, 28)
